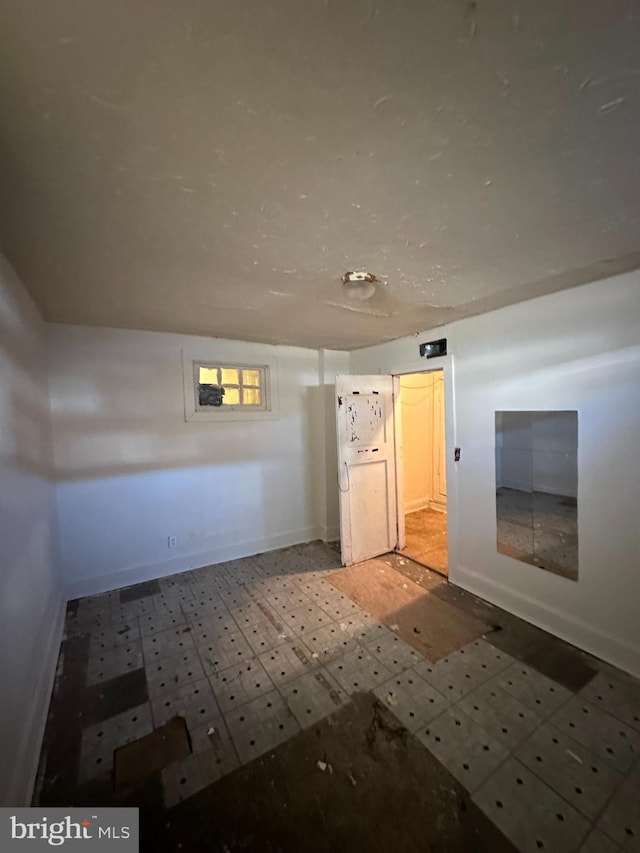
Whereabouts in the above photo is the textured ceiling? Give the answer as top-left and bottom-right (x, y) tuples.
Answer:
(1, 0), (639, 350)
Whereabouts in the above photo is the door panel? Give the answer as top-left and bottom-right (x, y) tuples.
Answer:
(336, 375), (397, 565)
(348, 461), (391, 560)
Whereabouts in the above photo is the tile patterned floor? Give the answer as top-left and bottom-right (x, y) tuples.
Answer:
(38, 541), (640, 853)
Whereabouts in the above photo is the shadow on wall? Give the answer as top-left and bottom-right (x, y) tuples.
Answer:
(51, 410), (286, 480)
(0, 254), (63, 807)
(50, 342), (344, 585)
(304, 383), (341, 540)
(49, 399), (341, 481)
(324, 382), (341, 537)
(48, 338), (342, 485)
(0, 310), (55, 481)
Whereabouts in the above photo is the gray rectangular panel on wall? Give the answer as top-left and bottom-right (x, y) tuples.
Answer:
(495, 411), (578, 581)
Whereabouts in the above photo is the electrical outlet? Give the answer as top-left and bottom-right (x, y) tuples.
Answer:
(168, 535), (178, 549)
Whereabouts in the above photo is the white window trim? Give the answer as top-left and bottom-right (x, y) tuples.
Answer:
(195, 362), (267, 412)
(182, 349), (279, 422)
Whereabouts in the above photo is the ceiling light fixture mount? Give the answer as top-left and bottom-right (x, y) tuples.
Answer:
(341, 270), (377, 301)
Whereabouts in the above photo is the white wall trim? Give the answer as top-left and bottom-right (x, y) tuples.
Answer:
(320, 524), (340, 543)
(8, 592), (66, 806)
(390, 355), (459, 579)
(404, 497), (432, 513)
(453, 564), (640, 679)
(65, 526), (324, 599)
(182, 348), (280, 422)
(499, 478), (532, 492)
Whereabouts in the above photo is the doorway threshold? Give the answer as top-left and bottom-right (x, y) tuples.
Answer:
(397, 550), (448, 580)
(395, 551), (449, 581)
(378, 551), (450, 596)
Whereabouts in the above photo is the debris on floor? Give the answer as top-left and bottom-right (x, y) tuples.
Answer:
(37, 541), (637, 853)
(155, 694), (516, 853)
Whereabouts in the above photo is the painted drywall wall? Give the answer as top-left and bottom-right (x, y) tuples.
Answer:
(400, 373), (432, 512)
(350, 271), (640, 677)
(319, 350), (351, 542)
(48, 325), (346, 596)
(0, 256), (64, 805)
(496, 411), (578, 497)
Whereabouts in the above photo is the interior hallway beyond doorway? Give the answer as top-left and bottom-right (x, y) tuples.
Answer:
(401, 508), (448, 576)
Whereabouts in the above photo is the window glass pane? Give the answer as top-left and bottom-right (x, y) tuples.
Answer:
(223, 387), (240, 405)
(220, 367), (239, 385)
(194, 362), (269, 414)
(199, 366), (219, 384)
(199, 384), (224, 407)
(243, 369), (261, 387)
(243, 387), (261, 406)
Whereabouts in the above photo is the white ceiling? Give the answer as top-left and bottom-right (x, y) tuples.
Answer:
(1, 1), (639, 350)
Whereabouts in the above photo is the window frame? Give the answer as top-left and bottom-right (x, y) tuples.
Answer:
(195, 362), (268, 412)
(182, 349), (279, 423)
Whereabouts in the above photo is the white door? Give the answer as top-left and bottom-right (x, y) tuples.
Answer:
(336, 375), (398, 565)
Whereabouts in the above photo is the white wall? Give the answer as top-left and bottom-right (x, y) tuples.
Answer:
(400, 373), (432, 512)
(0, 256), (64, 805)
(350, 271), (640, 677)
(319, 350), (351, 541)
(48, 325), (347, 597)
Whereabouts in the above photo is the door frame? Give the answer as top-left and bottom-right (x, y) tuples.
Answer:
(391, 356), (457, 574)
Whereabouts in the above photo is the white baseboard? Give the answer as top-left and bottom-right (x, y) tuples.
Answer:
(404, 497), (432, 513)
(65, 526), (325, 599)
(7, 591), (66, 806)
(452, 564), (640, 679)
(500, 479), (532, 493)
(404, 498), (447, 514)
(321, 525), (340, 543)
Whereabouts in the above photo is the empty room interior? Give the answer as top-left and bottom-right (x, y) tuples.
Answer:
(1, 1), (639, 851)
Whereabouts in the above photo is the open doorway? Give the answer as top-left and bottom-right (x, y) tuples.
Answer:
(396, 370), (448, 576)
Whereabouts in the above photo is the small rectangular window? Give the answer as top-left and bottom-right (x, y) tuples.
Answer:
(183, 349), (278, 423)
(195, 362), (268, 411)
